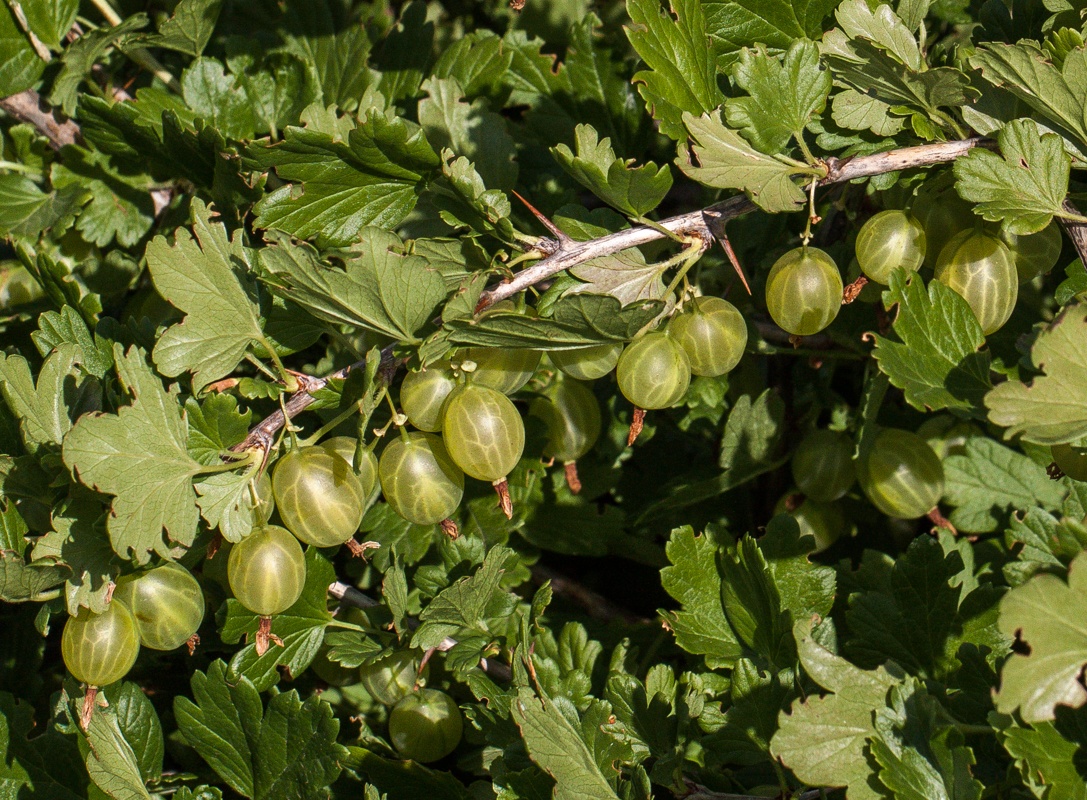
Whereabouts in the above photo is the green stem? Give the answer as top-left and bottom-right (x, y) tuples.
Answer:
(87, 0), (182, 92)
(299, 402), (362, 447)
(244, 353), (279, 381)
(635, 215), (684, 243)
(661, 242), (705, 299)
(256, 335), (298, 392)
(793, 128), (817, 166)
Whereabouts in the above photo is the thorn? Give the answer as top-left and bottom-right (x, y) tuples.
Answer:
(512, 190), (572, 244)
(627, 408), (646, 446)
(564, 461), (582, 494)
(842, 275), (869, 304)
(718, 228), (752, 296)
(440, 518), (460, 539)
(493, 478), (514, 519)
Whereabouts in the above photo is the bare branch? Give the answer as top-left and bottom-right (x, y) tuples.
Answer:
(0, 89), (81, 150)
(479, 137), (990, 310)
(1059, 198), (1087, 267)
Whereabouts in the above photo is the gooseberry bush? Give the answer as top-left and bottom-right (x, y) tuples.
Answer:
(4, 0), (1087, 798)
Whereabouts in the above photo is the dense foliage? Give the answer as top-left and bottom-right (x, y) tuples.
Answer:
(3, 0), (1087, 798)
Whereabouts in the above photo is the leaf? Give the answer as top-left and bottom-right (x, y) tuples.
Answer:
(678, 112), (809, 212)
(720, 522), (835, 670)
(511, 689), (621, 800)
(443, 295), (664, 349)
(659, 526), (741, 668)
(342, 747), (471, 800)
(193, 464), (261, 543)
(418, 77), (517, 191)
(1055, 259), (1087, 306)
(22, 0), (78, 49)
(50, 145), (156, 248)
(0, 174), (88, 238)
(428, 152), (517, 242)
(181, 57), (258, 140)
(258, 228), (446, 343)
(834, 0), (921, 69)
(79, 693), (153, 799)
(638, 390), (787, 520)
(98, 682), (164, 783)
(953, 119), (1072, 235)
(971, 42), (1087, 161)
(0, 690), (88, 798)
(0, 2), (45, 95)
(412, 546), (512, 649)
(943, 437), (1066, 533)
(253, 690), (345, 799)
(48, 15), (148, 116)
(986, 302), (1087, 444)
(222, 548), (335, 692)
(281, 8), (374, 112)
(249, 108), (440, 248)
(566, 248), (667, 307)
(0, 552), (69, 602)
(771, 619), (900, 800)
(175, 660), (263, 797)
(63, 346), (203, 563)
(141, 0), (222, 56)
(702, 0), (839, 68)
(551, 124), (672, 218)
(625, 0), (721, 141)
(0, 344), (84, 456)
(869, 684), (984, 800)
(147, 199), (266, 392)
(32, 305), (114, 379)
(995, 551), (1087, 722)
(30, 492), (114, 613)
(873, 271), (992, 418)
(185, 394), (251, 465)
(724, 39), (832, 155)
(999, 714), (1087, 800)
(831, 88), (905, 136)
(846, 536), (1006, 680)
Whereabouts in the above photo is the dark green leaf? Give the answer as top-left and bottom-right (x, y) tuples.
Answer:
(724, 39), (832, 155)
(873, 271), (992, 418)
(249, 110), (439, 247)
(625, 0), (722, 141)
(141, 0), (222, 56)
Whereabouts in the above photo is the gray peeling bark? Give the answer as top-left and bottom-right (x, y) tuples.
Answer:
(0, 89), (81, 150)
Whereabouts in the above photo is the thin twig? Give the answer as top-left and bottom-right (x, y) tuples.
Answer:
(530, 563), (651, 625)
(0, 90), (81, 150)
(479, 138), (990, 310)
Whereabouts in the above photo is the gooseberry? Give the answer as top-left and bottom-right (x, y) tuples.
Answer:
(379, 432), (465, 525)
(273, 446), (366, 547)
(616, 332), (691, 410)
(667, 296), (748, 377)
(400, 362), (457, 432)
(791, 430), (855, 502)
(935, 229), (1017, 335)
(460, 348), (541, 395)
(549, 343), (622, 381)
(388, 689), (464, 763)
(854, 210), (926, 284)
(61, 602), (141, 686)
(764, 247), (843, 336)
(113, 563), (205, 651)
(227, 525), (306, 617)
(442, 384), (526, 482)
(359, 650), (430, 705)
(859, 429), (945, 519)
